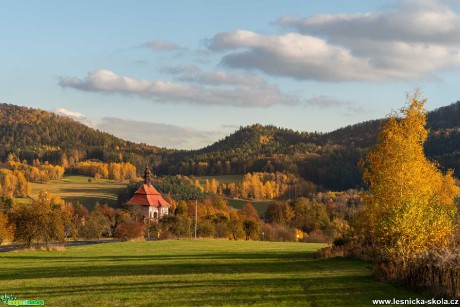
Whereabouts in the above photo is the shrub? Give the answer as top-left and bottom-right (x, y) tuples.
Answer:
(304, 229), (329, 243)
(404, 248), (460, 298)
(114, 220), (144, 241)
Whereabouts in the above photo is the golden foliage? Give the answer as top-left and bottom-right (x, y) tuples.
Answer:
(0, 168), (30, 197)
(11, 191), (67, 246)
(216, 172), (316, 200)
(76, 161), (137, 182)
(356, 92), (459, 264)
(0, 212), (15, 244)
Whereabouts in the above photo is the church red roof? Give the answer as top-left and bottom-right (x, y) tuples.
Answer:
(126, 168), (171, 208)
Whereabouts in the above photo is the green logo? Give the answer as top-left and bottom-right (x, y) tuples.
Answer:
(1, 294), (44, 306)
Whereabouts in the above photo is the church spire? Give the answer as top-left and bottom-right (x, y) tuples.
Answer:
(144, 167), (152, 185)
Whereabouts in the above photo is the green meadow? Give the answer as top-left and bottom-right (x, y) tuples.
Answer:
(20, 174), (275, 215)
(196, 175), (245, 186)
(1, 240), (423, 306)
(24, 175), (128, 209)
(225, 198), (274, 216)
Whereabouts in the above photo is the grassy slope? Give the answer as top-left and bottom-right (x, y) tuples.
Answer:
(27, 175), (128, 209)
(226, 198), (274, 217)
(196, 175), (245, 186)
(197, 175), (275, 216)
(1, 240), (422, 306)
(20, 174), (271, 215)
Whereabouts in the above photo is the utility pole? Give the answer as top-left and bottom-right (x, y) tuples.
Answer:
(194, 198), (198, 239)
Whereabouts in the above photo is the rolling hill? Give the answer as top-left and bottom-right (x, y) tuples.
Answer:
(1, 101), (459, 191)
(0, 103), (169, 169)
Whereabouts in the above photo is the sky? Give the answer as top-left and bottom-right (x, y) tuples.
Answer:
(2, 0), (460, 149)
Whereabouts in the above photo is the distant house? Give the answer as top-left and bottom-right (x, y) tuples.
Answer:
(127, 168), (171, 220)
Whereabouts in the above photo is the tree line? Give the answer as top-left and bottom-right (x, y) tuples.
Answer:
(0, 183), (362, 245)
(201, 172), (317, 200)
(74, 161), (138, 182)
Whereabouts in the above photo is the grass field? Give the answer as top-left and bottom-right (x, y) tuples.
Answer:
(17, 174), (272, 215)
(226, 198), (274, 217)
(1, 240), (423, 306)
(26, 175), (128, 209)
(196, 174), (245, 185)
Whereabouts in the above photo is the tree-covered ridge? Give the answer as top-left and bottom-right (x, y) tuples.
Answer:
(0, 103), (170, 170)
(198, 124), (319, 155)
(0, 103), (130, 149)
(1, 101), (460, 191)
(167, 101), (460, 189)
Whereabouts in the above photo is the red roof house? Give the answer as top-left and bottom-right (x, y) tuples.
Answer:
(127, 168), (171, 219)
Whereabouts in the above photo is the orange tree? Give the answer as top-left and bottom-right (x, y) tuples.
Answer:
(355, 92), (459, 266)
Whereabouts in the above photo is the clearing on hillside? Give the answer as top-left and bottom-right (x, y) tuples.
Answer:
(27, 175), (128, 209)
(1, 240), (423, 306)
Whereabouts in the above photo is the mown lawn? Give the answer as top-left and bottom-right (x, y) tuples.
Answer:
(1, 240), (423, 306)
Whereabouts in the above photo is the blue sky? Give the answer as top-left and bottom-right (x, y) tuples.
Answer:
(2, 0), (460, 149)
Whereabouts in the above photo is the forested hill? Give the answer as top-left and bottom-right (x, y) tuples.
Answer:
(322, 101), (460, 147)
(1, 101), (459, 191)
(162, 101), (460, 190)
(0, 103), (167, 167)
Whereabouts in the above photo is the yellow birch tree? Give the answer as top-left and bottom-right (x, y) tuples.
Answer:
(357, 92), (459, 266)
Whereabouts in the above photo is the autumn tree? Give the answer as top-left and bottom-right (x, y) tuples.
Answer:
(238, 203), (261, 240)
(80, 213), (110, 239)
(292, 198), (330, 234)
(11, 191), (66, 247)
(0, 212), (14, 244)
(69, 202), (89, 240)
(0, 169), (30, 197)
(227, 211), (244, 240)
(114, 211), (144, 241)
(356, 93), (459, 267)
(264, 202), (294, 226)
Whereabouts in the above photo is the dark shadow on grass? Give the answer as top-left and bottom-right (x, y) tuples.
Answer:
(5, 275), (412, 306)
(0, 251), (313, 261)
(0, 256), (364, 281)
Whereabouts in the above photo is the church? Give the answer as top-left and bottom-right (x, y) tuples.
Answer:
(127, 168), (171, 220)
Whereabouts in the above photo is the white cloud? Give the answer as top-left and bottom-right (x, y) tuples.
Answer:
(208, 30), (395, 81)
(205, 0), (460, 81)
(160, 65), (201, 75)
(98, 117), (222, 149)
(53, 108), (98, 128)
(53, 108), (223, 149)
(303, 95), (365, 113)
(279, 1), (460, 44)
(161, 65), (266, 86)
(305, 96), (349, 109)
(142, 40), (184, 52)
(160, 65), (267, 86)
(58, 69), (298, 107)
(54, 108), (84, 119)
(179, 70), (266, 86)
